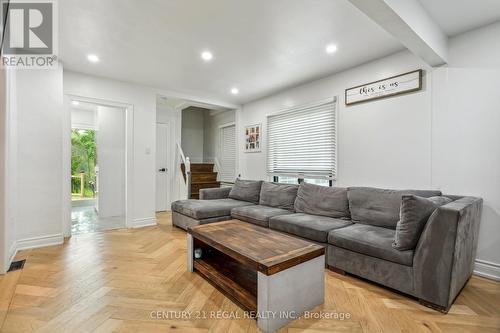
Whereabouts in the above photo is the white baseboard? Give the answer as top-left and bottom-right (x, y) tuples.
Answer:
(131, 217), (157, 228)
(16, 234), (64, 252)
(474, 259), (500, 281)
(3, 234), (64, 273)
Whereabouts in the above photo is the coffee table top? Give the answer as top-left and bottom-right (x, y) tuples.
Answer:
(188, 219), (325, 275)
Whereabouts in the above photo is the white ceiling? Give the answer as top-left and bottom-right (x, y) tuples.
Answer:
(419, 0), (500, 36)
(60, 0), (404, 105)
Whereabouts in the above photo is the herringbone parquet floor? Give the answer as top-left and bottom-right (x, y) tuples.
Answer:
(0, 212), (499, 333)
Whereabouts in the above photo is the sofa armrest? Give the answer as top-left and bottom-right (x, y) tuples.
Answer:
(413, 196), (483, 309)
(199, 187), (232, 200)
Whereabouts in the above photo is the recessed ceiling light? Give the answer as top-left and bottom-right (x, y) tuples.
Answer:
(325, 44), (338, 54)
(71, 101), (80, 106)
(87, 54), (100, 63)
(201, 51), (213, 61)
(231, 88), (239, 95)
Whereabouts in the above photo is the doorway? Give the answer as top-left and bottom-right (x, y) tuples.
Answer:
(69, 100), (127, 234)
(155, 94), (239, 207)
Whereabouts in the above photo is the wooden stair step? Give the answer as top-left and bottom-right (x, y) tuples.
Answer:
(191, 172), (218, 183)
(179, 162), (219, 199)
(183, 163), (215, 172)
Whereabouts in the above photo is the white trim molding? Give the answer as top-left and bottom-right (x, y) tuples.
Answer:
(131, 217), (157, 229)
(63, 95), (135, 234)
(16, 234), (64, 252)
(71, 123), (97, 131)
(474, 259), (500, 281)
(6, 234), (64, 269)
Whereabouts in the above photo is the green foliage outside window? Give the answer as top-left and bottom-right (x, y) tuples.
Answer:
(71, 129), (97, 198)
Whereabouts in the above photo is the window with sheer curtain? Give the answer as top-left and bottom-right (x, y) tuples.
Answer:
(267, 98), (337, 181)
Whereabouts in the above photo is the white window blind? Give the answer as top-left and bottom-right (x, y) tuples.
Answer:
(219, 124), (236, 182)
(267, 98), (337, 180)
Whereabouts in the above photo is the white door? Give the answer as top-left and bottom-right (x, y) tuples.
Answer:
(219, 124), (236, 182)
(156, 123), (170, 211)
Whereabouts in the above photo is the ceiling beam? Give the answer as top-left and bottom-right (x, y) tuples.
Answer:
(348, 0), (448, 66)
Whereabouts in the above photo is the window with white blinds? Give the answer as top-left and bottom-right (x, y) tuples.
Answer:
(267, 98), (337, 180)
(219, 124), (236, 182)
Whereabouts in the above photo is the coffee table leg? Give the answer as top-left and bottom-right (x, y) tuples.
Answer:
(257, 255), (324, 333)
(187, 234), (193, 272)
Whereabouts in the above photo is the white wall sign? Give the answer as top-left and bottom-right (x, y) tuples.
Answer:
(345, 69), (422, 105)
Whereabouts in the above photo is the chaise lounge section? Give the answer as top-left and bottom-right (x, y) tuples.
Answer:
(171, 186), (254, 230)
(171, 179), (483, 312)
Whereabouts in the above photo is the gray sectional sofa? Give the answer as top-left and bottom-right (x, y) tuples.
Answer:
(171, 179), (483, 312)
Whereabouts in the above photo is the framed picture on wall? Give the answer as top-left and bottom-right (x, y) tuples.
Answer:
(244, 124), (261, 153)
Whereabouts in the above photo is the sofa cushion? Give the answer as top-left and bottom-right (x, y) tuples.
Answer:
(347, 187), (442, 229)
(328, 224), (414, 266)
(393, 195), (453, 250)
(231, 205), (293, 227)
(269, 213), (352, 243)
(294, 183), (350, 218)
(171, 199), (254, 220)
(259, 182), (299, 210)
(228, 179), (263, 204)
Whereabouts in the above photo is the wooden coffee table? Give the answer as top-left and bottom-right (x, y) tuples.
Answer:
(187, 220), (325, 333)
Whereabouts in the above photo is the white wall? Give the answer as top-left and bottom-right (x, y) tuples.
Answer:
(1, 68), (62, 261)
(239, 50), (433, 189)
(181, 107), (206, 162)
(238, 23), (500, 280)
(432, 21), (500, 279)
(1, 69), (17, 272)
(447, 21), (500, 68)
(180, 107), (236, 163)
(71, 108), (96, 129)
(14, 67), (64, 247)
(96, 106), (126, 218)
(64, 72), (238, 224)
(203, 110), (236, 162)
(0, 68), (6, 273)
(64, 72), (158, 226)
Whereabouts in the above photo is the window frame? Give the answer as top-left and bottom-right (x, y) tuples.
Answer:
(266, 97), (338, 183)
(273, 176), (334, 187)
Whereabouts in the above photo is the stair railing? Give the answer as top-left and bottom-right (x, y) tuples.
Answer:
(212, 157), (235, 187)
(176, 142), (192, 199)
(213, 157), (222, 182)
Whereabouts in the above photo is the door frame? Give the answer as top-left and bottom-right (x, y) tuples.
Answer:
(158, 94), (241, 201)
(63, 94), (134, 237)
(155, 121), (172, 211)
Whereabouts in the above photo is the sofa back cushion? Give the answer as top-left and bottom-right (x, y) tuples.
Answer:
(259, 182), (299, 210)
(294, 182), (350, 218)
(347, 187), (442, 229)
(229, 179), (263, 204)
(393, 195), (453, 250)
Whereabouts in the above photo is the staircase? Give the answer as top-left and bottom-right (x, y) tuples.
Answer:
(181, 163), (220, 199)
